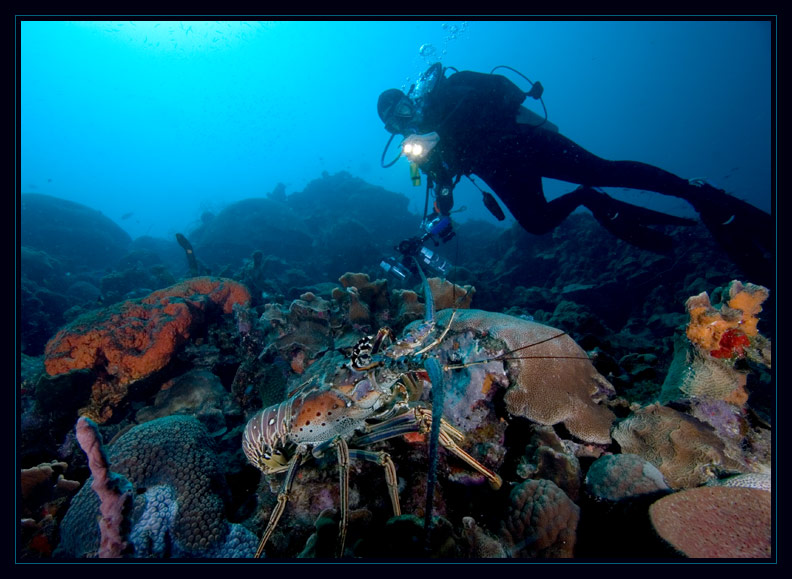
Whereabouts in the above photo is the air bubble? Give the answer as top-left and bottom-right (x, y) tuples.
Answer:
(419, 43), (436, 58)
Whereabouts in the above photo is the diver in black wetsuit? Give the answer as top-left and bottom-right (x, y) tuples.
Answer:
(378, 63), (773, 285)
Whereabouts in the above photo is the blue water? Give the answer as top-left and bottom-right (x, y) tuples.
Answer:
(20, 20), (771, 241)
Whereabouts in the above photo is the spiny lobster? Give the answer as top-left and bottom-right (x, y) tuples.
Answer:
(241, 263), (583, 558)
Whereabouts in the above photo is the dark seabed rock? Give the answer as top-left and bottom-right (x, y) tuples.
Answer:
(21, 193), (132, 272)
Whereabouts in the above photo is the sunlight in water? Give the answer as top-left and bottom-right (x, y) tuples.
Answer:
(72, 20), (276, 53)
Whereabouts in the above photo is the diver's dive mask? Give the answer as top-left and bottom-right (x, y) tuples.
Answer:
(383, 95), (417, 135)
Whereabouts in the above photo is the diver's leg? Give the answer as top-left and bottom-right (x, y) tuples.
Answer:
(489, 172), (593, 235)
(527, 129), (773, 283)
(525, 129), (692, 194)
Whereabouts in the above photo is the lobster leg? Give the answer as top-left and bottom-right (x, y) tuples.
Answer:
(415, 308), (458, 356)
(350, 407), (503, 490)
(348, 449), (401, 516)
(255, 446), (308, 558)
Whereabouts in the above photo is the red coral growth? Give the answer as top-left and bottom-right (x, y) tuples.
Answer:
(43, 277), (250, 422)
(710, 328), (751, 359)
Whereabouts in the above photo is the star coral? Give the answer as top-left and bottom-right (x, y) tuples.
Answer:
(56, 416), (257, 558)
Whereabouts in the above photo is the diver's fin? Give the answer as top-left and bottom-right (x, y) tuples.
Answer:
(684, 180), (773, 249)
(684, 181), (773, 285)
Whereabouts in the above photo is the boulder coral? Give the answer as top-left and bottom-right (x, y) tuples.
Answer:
(43, 277), (250, 422)
(55, 415), (257, 558)
(433, 309), (615, 445)
(500, 479), (580, 558)
(648, 486), (771, 558)
(584, 453), (669, 502)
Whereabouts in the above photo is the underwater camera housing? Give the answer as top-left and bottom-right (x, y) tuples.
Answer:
(379, 235), (453, 283)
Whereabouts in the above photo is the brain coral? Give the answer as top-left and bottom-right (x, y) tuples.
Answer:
(612, 404), (746, 489)
(44, 277), (250, 422)
(649, 486), (771, 558)
(55, 416), (257, 558)
(434, 309), (615, 444)
(500, 479), (580, 558)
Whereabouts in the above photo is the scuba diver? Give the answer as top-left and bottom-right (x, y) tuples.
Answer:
(377, 63), (773, 286)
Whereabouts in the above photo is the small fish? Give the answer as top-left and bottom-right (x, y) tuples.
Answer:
(121, 212), (134, 220)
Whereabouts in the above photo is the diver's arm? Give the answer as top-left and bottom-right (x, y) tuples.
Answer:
(422, 155), (459, 216)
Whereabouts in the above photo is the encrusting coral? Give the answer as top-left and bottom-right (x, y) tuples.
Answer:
(43, 277), (250, 422)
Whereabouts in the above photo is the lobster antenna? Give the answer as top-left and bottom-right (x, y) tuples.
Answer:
(413, 257), (434, 322)
(413, 258), (443, 551)
(423, 356), (445, 552)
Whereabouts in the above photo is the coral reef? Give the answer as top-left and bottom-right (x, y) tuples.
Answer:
(257, 291), (334, 374)
(685, 280), (769, 359)
(56, 416), (257, 558)
(43, 277), (250, 422)
(648, 486), (771, 558)
(18, 174), (775, 561)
